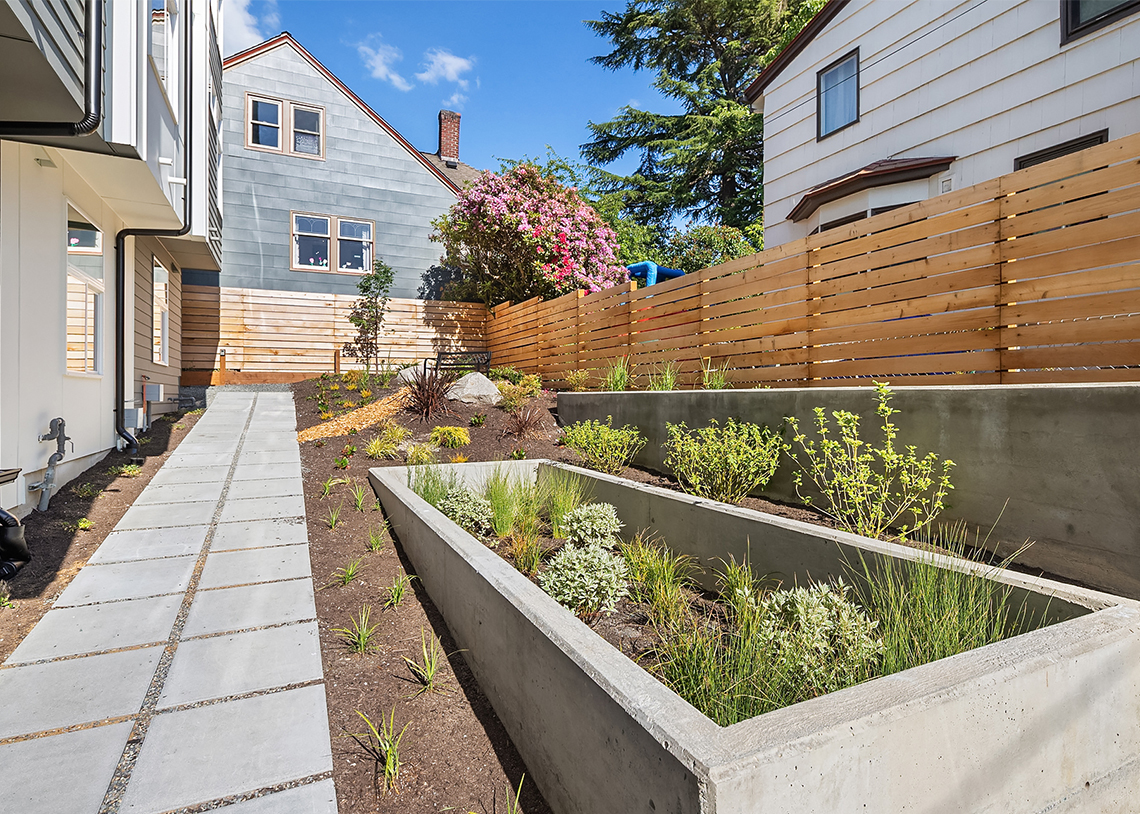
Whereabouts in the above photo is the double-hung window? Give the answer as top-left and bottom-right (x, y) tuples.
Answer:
(249, 97), (281, 149)
(246, 94), (324, 158)
(338, 220), (373, 272)
(818, 49), (859, 140)
(65, 204), (103, 375)
(292, 214), (331, 270)
(291, 213), (374, 273)
(153, 259), (170, 365)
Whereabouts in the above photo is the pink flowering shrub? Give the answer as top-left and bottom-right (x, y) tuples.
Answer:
(431, 164), (628, 305)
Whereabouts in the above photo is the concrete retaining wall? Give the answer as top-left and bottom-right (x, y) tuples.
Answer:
(371, 460), (1140, 814)
(558, 384), (1140, 598)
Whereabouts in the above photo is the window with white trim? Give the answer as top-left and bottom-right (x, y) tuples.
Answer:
(291, 213), (374, 273)
(338, 219), (373, 272)
(66, 204), (103, 375)
(292, 214), (332, 270)
(153, 259), (170, 365)
(246, 95), (324, 159)
(248, 96), (281, 150)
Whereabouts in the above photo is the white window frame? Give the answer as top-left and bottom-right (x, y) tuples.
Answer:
(246, 93), (283, 153)
(153, 258), (171, 366)
(291, 212), (333, 271)
(245, 94), (325, 160)
(337, 218), (374, 273)
(65, 202), (104, 376)
(290, 212), (375, 274)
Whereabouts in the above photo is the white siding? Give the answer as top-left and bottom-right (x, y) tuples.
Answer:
(759, 0), (1140, 245)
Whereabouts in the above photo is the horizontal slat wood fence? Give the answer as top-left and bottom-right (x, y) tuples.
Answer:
(488, 132), (1140, 388)
(181, 286), (487, 384)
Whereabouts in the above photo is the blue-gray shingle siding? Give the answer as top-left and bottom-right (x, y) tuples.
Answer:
(221, 44), (458, 300)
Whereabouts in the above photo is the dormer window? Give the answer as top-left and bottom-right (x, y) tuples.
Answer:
(817, 49), (859, 140)
(246, 94), (324, 159)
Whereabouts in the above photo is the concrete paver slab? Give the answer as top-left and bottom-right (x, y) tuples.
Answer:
(217, 779), (338, 813)
(2, 722), (134, 814)
(89, 526), (209, 564)
(184, 579), (316, 637)
(226, 477), (303, 501)
(120, 685), (332, 813)
(163, 451), (237, 469)
(116, 500), (218, 530)
(232, 462), (299, 481)
(211, 518), (307, 551)
(7, 595), (180, 663)
(134, 481), (225, 506)
(237, 449), (301, 466)
(198, 546), (311, 590)
(219, 494), (305, 524)
(55, 557), (197, 607)
(241, 431), (298, 445)
(148, 464), (231, 487)
(0, 647), (160, 738)
(158, 622), (321, 708)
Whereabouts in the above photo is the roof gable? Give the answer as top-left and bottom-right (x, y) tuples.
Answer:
(224, 33), (460, 194)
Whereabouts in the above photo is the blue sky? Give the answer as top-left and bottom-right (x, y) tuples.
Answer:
(225, 0), (683, 178)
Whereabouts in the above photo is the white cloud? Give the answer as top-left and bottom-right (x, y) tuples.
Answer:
(627, 98), (641, 109)
(358, 39), (413, 92)
(223, 0), (272, 56)
(415, 49), (474, 86)
(443, 91), (468, 110)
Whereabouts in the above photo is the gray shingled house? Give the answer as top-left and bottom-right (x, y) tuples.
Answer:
(185, 32), (478, 304)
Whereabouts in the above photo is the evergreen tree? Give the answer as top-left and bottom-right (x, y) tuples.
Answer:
(583, 0), (824, 230)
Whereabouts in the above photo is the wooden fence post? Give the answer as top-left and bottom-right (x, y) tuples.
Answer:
(334, 348), (341, 375)
(218, 350), (227, 386)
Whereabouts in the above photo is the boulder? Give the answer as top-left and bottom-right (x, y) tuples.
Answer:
(395, 363), (427, 387)
(447, 372), (503, 406)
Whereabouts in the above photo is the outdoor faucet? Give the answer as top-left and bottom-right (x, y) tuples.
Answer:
(29, 418), (71, 513)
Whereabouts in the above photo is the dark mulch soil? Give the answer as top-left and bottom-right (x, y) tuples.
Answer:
(0, 411), (202, 663)
(296, 379), (579, 814)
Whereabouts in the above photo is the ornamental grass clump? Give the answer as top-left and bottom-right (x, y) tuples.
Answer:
(655, 570), (882, 726)
(602, 356), (635, 391)
(539, 543), (630, 619)
(544, 469), (590, 538)
(483, 467), (518, 539)
(560, 502), (623, 547)
(646, 360), (682, 391)
(561, 417), (646, 475)
(849, 520), (1035, 677)
(430, 425), (470, 449)
(438, 484), (494, 536)
(407, 465), (456, 508)
(664, 418), (781, 503)
(784, 382), (955, 539)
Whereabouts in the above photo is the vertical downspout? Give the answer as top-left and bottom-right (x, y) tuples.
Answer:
(114, 3), (194, 456)
(0, 0), (104, 137)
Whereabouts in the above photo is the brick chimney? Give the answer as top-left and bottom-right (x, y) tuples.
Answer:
(438, 110), (460, 163)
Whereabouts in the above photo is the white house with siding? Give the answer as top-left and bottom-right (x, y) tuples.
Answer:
(0, 0), (221, 522)
(746, 0), (1140, 246)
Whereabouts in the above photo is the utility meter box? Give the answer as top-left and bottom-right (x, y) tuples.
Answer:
(144, 383), (164, 402)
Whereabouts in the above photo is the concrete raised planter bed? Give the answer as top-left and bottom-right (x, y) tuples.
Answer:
(370, 460), (1140, 814)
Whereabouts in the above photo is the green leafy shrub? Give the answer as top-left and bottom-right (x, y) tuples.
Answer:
(539, 543), (630, 618)
(430, 426), (470, 449)
(663, 224), (759, 275)
(560, 502), (623, 547)
(518, 373), (542, 397)
(561, 417), (646, 475)
(490, 366), (524, 385)
(496, 381), (532, 412)
(564, 369), (592, 392)
(438, 484), (494, 535)
(783, 382), (955, 538)
(664, 419), (781, 503)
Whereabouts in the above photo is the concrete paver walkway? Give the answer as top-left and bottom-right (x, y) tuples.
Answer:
(0, 392), (336, 814)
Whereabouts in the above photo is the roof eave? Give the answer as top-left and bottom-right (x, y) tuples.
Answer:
(788, 157), (956, 222)
(744, 0), (853, 105)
